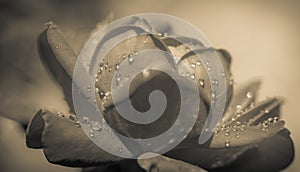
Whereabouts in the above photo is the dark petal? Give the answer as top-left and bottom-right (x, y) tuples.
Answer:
(138, 154), (206, 172)
(210, 129), (294, 172)
(38, 22), (77, 111)
(82, 165), (120, 172)
(26, 109), (45, 148)
(82, 160), (145, 172)
(26, 109), (125, 167)
(165, 143), (255, 170)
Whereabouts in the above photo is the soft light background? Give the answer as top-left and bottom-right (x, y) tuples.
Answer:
(0, 0), (299, 171)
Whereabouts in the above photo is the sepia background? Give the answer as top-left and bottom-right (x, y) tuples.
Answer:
(0, 0), (299, 171)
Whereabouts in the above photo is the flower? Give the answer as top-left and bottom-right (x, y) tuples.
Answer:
(20, 22), (294, 171)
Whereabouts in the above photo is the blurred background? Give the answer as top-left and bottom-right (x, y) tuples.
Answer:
(0, 0), (299, 171)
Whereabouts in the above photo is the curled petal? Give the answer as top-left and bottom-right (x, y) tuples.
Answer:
(26, 109), (125, 167)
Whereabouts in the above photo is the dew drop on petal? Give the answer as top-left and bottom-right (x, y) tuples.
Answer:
(199, 78), (205, 88)
(190, 73), (195, 80)
(55, 45), (59, 49)
(225, 140), (230, 147)
(169, 138), (176, 144)
(246, 92), (253, 99)
(87, 86), (92, 92)
(264, 109), (269, 113)
(68, 114), (76, 121)
(191, 63), (196, 68)
(57, 112), (65, 118)
(128, 54), (134, 63)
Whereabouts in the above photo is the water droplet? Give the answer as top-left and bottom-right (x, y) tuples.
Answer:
(212, 79), (219, 86)
(264, 109), (269, 113)
(55, 45), (59, 49)
(91, 122), (103, 131)
(142, 69), (151, 78)
(122, 54), (126, 59)
(240, 125), (246, 131)
(263, 121), (269, 128)
(57, 112), (65, 118)
(169, 138), (176, 144)
(143, 38), (148, 43)
(225, 140), (230, 147)
(236, 105), (242, 109)
(191, 63), (196, 68)
(81, 116), (89, 123)
(225, 130), (230, 136)
(119, 148), (122, 153)
(128, 54), (134, 63)
(68, 114), (76, 121)
(196, 61), (201, 66)
(246, 92), (253, 99)
(199, 78), (205, 88)
(211, 92), (216, 99)
(274, 116), (279, 122)
(268, 117), (274, 123)
(90, 130), (95, 138)
(158, 33), (162, 36)
(186, 72), (190, 77)
(74, 120), (81, 127)
(87, 86), (92, 92)
(190, 73), (195, 80)
(235, 133), (240, 138)
(108, 67), (112, 72)
(207, 67), (211, 71)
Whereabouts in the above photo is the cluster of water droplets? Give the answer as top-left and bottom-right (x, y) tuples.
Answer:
(56, 112), (81, 127)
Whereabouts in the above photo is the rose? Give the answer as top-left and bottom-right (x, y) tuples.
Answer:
(5, 21), (294, 172)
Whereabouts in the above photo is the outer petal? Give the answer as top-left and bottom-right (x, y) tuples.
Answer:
(26, 109), (126, 167)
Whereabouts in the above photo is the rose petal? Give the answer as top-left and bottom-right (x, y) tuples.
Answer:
(26, 109), (126, 167)
(222, 79), (261, 123)
(166, 143), (255, 170)
(166, 129), (293, 171)
(38, 22), (77, 111)
(226, 97), (282, 126)
(138, 153), (207, 172)
(162, 37), (233, 108)
(210, 129), (294, 172)
(210, 120), (285, 148)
